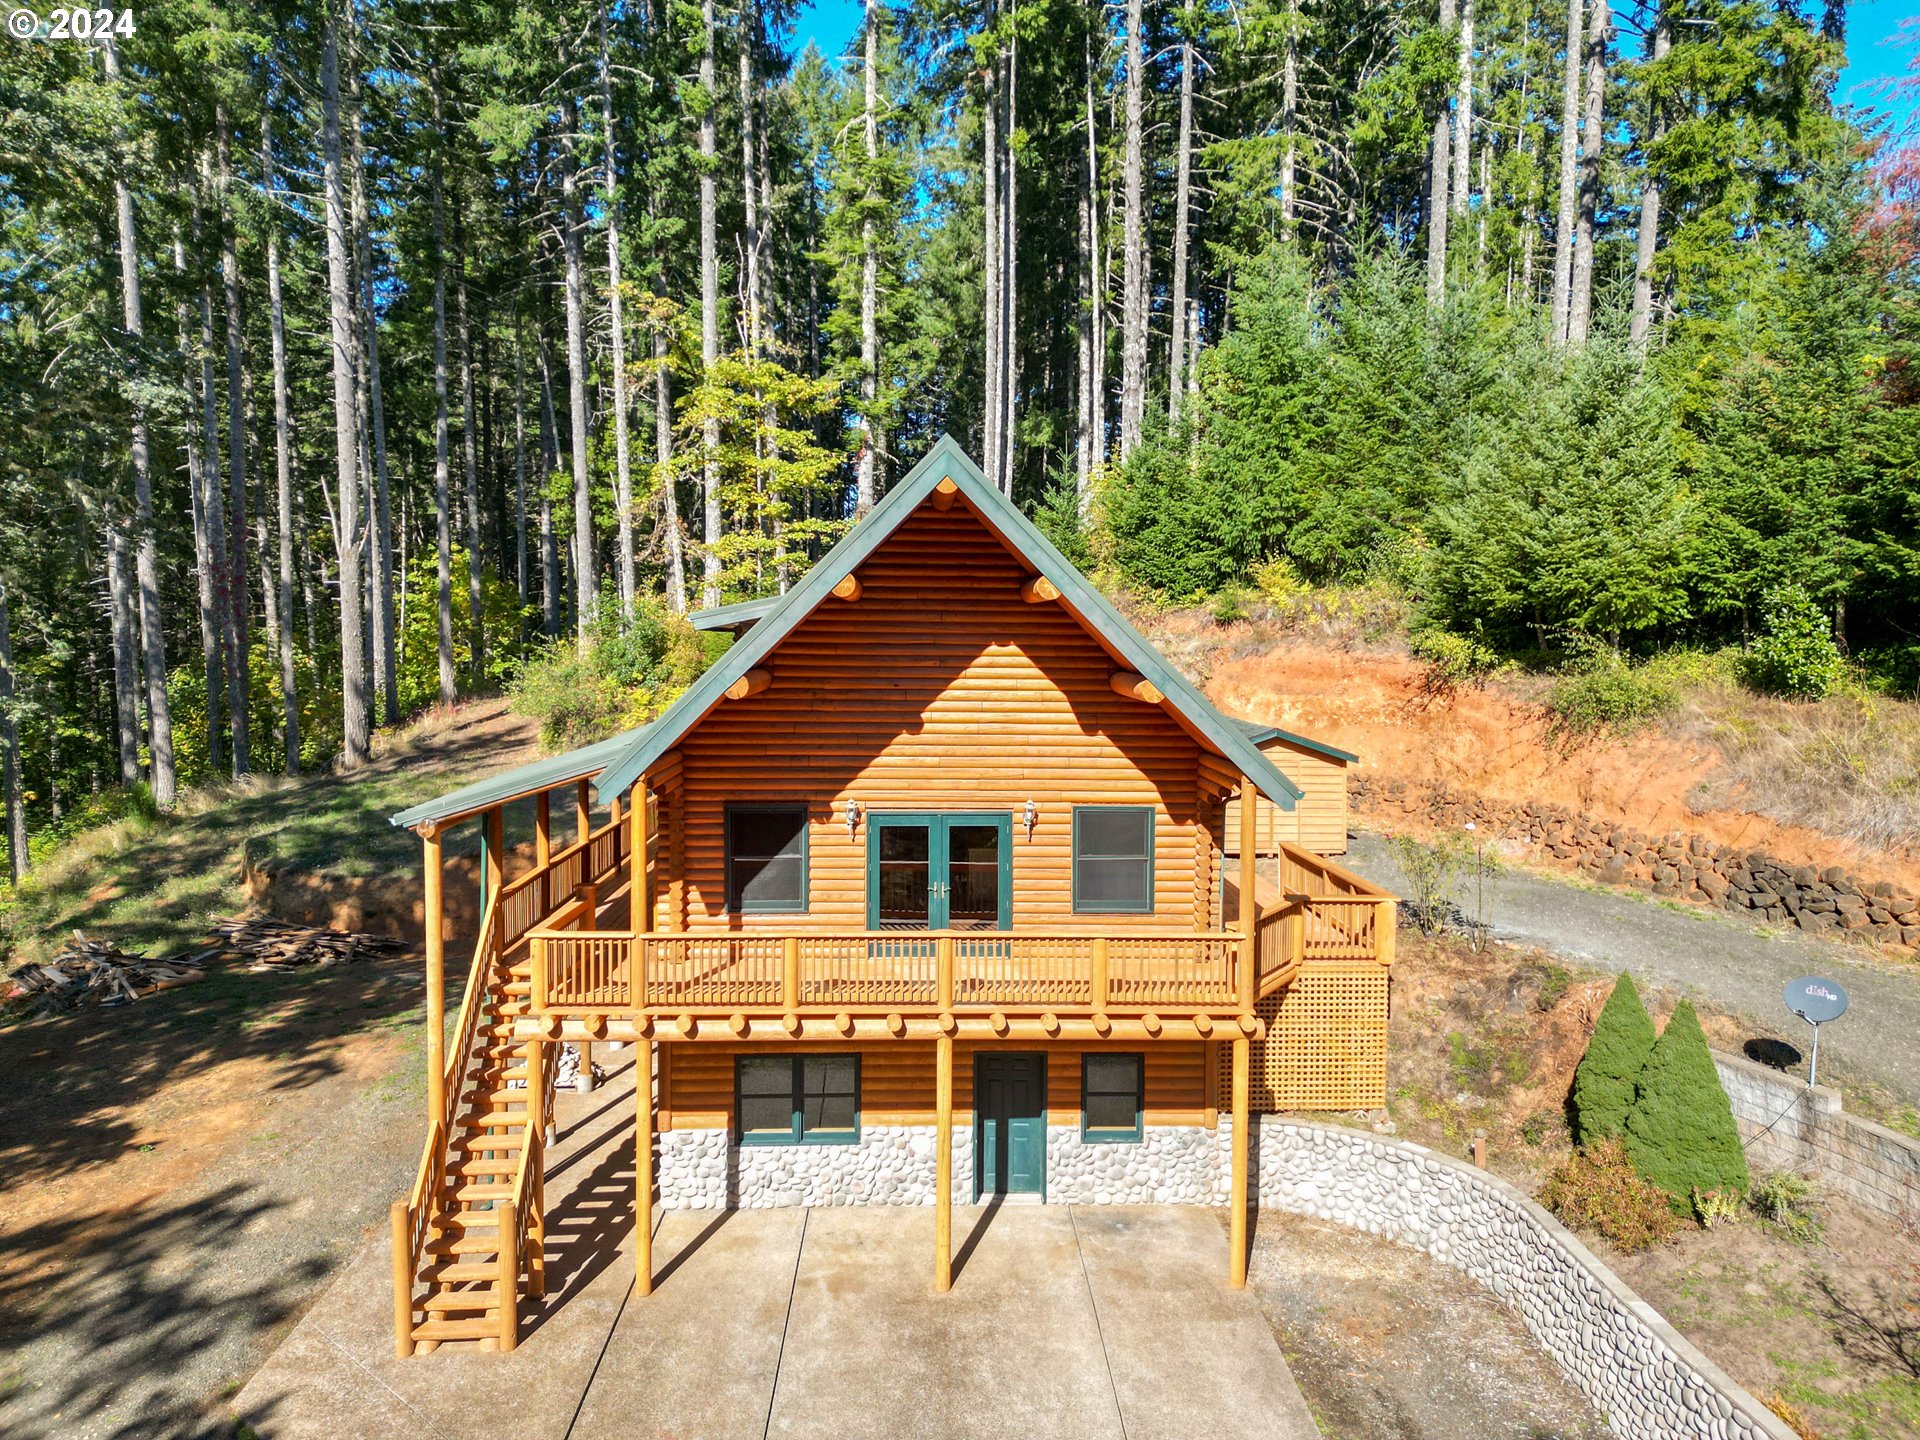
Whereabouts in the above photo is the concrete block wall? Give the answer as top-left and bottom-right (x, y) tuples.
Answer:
(1715, 1049), (1920, 1218)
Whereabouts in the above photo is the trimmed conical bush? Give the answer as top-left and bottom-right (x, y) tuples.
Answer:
(1570, 974), (1657, 1144)
(1624, 1001), (1750, 1210)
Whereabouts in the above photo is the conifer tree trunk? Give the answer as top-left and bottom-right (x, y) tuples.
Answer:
(322, 7), (370, 769)
(855, 0), (881, 516)
(699, 0), (723, 607)
(999, 30), (1018, 493)
(101, 36), (173, 808)
(1567, 0), (1610, 346)
(216, 109), (251, 776)
(262, 110), (299, 774)
(1167, 27), (1195, 426)
(1117, 0), (1148, 462)
(537, 330), (563, 632)
(105, 528), (141, 785)
(1628, 13), (1669, 351)
(982, 3), (1002, 490)
(560, 93), (595, 643)
(600, 2), (637, 616)
(174, 229), (225, 774)
(1425, 0), (1455, 303)
(0, 586), (24, 881)
(455, 199), (487, 672)
(1549, 0), (1584, 344)
(513, 317), (530, 604)
(739, 0), (764, 352)
(430, 68), (457, 706)
(1280, 0), (1299, 233)
(1450, 0), (1474, 217)
(349, 88), (399, 727)
(195, 167), (237, 767)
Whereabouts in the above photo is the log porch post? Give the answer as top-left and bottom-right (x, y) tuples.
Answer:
(535, 790), (551, 869)
(630, 781), (650, 931)
(575, 777), (591, 846)
(935, 1032), (954, 1292)
(1230, 1033), (1250, 1289)
(1239, 776), (1258, 1014)
(484, 805), (505, 910)
(422, 824), (447, 1129)
(636, 1038), (655, 1297)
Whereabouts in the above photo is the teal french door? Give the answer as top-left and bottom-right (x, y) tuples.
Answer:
(865, 813), (1013, 931)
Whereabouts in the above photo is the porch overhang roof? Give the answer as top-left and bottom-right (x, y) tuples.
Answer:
(593, 436), (1304, 810)
(386, 723), (655, 832)
(1229, 717), (1360, 766)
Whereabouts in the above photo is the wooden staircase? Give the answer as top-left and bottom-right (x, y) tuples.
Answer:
(407, 936), (548, 1352)
(392, 815), (626, 1358)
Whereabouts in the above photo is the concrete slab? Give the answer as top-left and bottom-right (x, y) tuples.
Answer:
(1073, 1207), (1321, 1440)
(568, 1207), (805, 1440)
(237, 1057), (1320, 1440)
(767, 1204), (1123, 1440)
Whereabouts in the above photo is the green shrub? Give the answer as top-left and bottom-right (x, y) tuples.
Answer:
(1739, 585), (1845, 699)
(1538, 1139), (1682, 1253)
(1546, 652), (1680, 736)
(1210, 586), (1254, 625)
(1570, 974), (1658, 1144)
(1624, 1001), (1751, 1211)
(1383, 828), (1470, 938)
(1692, 1187), (1743, 1228)
(508, 598), (715, 750)
(1749, 1172), (1824, 1243)
(1408, 628), (1501, 692)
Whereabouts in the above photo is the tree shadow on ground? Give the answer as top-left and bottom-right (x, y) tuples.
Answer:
(1808, 1269), (1920, 1380)
(0, 956), (438, 1190)
(0, 1182), (327, 1440)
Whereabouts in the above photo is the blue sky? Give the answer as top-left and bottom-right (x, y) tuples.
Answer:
(788, 0), (1915, 134)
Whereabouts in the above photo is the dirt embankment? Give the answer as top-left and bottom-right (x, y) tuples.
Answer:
(1174, 626), (1920, 898)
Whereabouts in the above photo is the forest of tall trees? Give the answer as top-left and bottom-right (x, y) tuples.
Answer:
(0, 0), (1915, 877)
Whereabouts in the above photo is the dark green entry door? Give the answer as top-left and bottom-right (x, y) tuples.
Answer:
(867, 813), (1012, 931)
(974, 1053), (1047, 1198)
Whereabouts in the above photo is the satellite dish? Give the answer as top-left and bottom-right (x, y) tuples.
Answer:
(1784, 977), (1849, 1026)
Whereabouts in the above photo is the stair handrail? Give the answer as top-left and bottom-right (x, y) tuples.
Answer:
(502, 1039), (555, 1348)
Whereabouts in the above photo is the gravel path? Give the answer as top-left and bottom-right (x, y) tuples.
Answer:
(1344, 831), (1920, 1107)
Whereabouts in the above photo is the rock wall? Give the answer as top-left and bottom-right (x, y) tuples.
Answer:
(1359, 777), (1920, 953)
(1716, 1050), (1920, 1219)
(656, 1125), (973, 1210)
(1045, 1125), (1218, 1204)
(1248, 1118), (1799, 1440)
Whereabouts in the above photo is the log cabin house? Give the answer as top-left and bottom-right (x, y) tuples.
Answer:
(385, 437), (1395, 1356)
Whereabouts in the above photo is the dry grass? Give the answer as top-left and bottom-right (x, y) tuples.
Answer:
(1668, 665), (1920, 860)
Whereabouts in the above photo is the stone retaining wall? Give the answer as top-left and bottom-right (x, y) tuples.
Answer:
(1045, 1124), (1218, 1204)
(1715, 1050), (1920, 1218)
(1247, 1117), (1799, 1440)
(1358, 776), (1920, 953)
(656, 1125), (973, 1209)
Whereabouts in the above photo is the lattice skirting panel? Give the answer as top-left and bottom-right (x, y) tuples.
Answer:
(1216, 962), (1390, 1112)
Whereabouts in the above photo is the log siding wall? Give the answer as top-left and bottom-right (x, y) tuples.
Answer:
(654, 504), (1222, 932)
(662, 1040), (1212, 1132)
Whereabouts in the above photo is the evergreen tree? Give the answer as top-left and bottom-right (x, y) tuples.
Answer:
(1570, 973), (1657, 1143)
(1623, 1000), (1750, 1208)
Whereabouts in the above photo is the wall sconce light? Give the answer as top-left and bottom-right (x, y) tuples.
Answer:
(1023, 799), (1038, 838)
(845, 800), (862, 839)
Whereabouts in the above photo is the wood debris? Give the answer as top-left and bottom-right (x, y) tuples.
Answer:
(207, 915), (408, 970)
(6, 934), (206, 1011)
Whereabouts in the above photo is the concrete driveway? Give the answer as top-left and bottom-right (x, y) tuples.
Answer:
(235, 1068), (1318, 1440)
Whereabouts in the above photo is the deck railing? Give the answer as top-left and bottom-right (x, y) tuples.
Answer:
(532, 925), (1261, 1017)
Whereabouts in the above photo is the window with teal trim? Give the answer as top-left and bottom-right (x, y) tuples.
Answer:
(725, 804), (808, 913)
(1072, 806), (1154, 913)
(736, 1055), (859, 1145)
(1082, 1054), (1144, 1142)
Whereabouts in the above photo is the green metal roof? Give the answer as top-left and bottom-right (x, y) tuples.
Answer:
(387, 722), (655, 830)
(1229, 717), (1360, 765)
(689, 597), (779, 633)
(594, 436), (1304, 810)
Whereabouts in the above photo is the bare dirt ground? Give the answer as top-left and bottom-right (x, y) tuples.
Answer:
(0, 702), (543, 1439)
(1250, 1212), (1610, 1440)
(1146, 619), (1920, 898)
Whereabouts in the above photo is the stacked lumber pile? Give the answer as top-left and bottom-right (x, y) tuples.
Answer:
(6, 936), (205, 1011)
(208, 915), (408, 969)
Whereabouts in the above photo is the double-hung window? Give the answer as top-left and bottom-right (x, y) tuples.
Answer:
(725, 804), (808, 913)
(736, 1055), (860, 1145)
(1082, 1054), (1145, 1143)
(1072, 806), (1154, 914)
